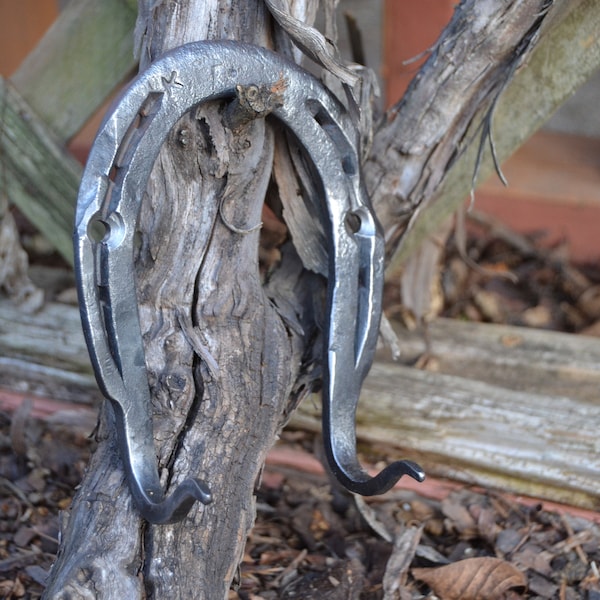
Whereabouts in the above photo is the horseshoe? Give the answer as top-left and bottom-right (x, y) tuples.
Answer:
(75, 41), (424, 524)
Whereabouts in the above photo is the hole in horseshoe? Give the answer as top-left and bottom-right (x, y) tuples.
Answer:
(344, 211), (362, 234)
(88, 217), (108, 243)
(307, 100), (358, 176)
(341, 154), (356, 176)
(133, 230), (143, 253)
(87, 213), (126, 248)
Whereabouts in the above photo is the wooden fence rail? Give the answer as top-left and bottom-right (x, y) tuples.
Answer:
(1, 0), (137, 264)
(1, 295), (598, 510)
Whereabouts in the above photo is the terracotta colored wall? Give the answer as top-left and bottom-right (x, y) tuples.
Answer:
(383, 0), (454, 106)
(0, 0), (58, 76)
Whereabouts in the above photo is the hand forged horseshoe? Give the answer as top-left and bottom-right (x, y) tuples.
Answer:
(75, 41), (424, 524)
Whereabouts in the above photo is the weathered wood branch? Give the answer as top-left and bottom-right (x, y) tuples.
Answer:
(1, 0), (137, 265)
(295, 319), (600, 511)
(0, 79), (81, 263)
(10, 0), (137, 141)
(366, 0), (600, 277)
(0, 290), (97, 402)
(367, 0), (553, 247)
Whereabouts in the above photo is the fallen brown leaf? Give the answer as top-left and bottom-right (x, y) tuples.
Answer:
(412, 556), (527, 600)
(383, 525), (423, 600)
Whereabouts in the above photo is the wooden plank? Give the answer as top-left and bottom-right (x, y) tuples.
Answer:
(294, 360), (600, 509)
(1, 294), (599, 508)
(0, 297), (89, 375)
(0, 78), (80, 263)
(0, 0), (137, 262)
(10, 0), (137, 141)
(385, 318), (600, 403)
(293, 319), (600, 509)
(0, 295), (97, 404)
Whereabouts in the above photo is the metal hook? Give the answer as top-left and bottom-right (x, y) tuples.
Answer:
(322, 202), (426, 495)
(75, 41), (423, 523)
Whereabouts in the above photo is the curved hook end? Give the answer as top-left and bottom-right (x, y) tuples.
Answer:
(353, 458), (425, 496)
(136, 477), (212, 525)
(398, 459), (426, 484)
(329, 455), (425, 497)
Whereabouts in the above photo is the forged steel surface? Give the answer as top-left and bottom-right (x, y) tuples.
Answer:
(74, 40), (423, 524)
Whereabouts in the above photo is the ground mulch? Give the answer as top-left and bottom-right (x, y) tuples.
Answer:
(233, 427), (600, 600)
(2, 218), (600, 598)
(2, 410), (600, 599)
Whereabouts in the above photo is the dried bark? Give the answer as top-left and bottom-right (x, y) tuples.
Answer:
(44, 2), (320, 598)
(44, 0), (566, 598)
(0, 210), (43, 313)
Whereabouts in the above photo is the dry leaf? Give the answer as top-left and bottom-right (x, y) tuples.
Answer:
(309, 508), (330, 540)
(400, 220), (452, 327)
(441, 496), (477, 538)
(354, 495), (393, 543)
(412, 556), (527, 600)
(511, 543), (554, 577)
(383, 525), (424, 600)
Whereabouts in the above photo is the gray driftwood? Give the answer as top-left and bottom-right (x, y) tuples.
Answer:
(295, 318), (600, 510)
(17, 0), (590, 597)
(3, 295), (599, 508)
(384, 0), (600, 274)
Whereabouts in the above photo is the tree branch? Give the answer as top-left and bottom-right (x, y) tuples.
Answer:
(384, 0), (600, 276)
(44, 2), (317, 597)
(363, 0), (600, 280)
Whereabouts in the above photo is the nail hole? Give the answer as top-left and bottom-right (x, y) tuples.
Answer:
(108, 164), (119, 182)
(87, 213), (125, 248)
(88, 218), (108, 243)
(341, 155), (356, 176)
(345, 211), (361, 234)
(307, 100), (357, 176)
(133, 230), (143, 252)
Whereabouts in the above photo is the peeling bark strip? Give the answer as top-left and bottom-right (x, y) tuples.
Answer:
(44, 1), (568, 598)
